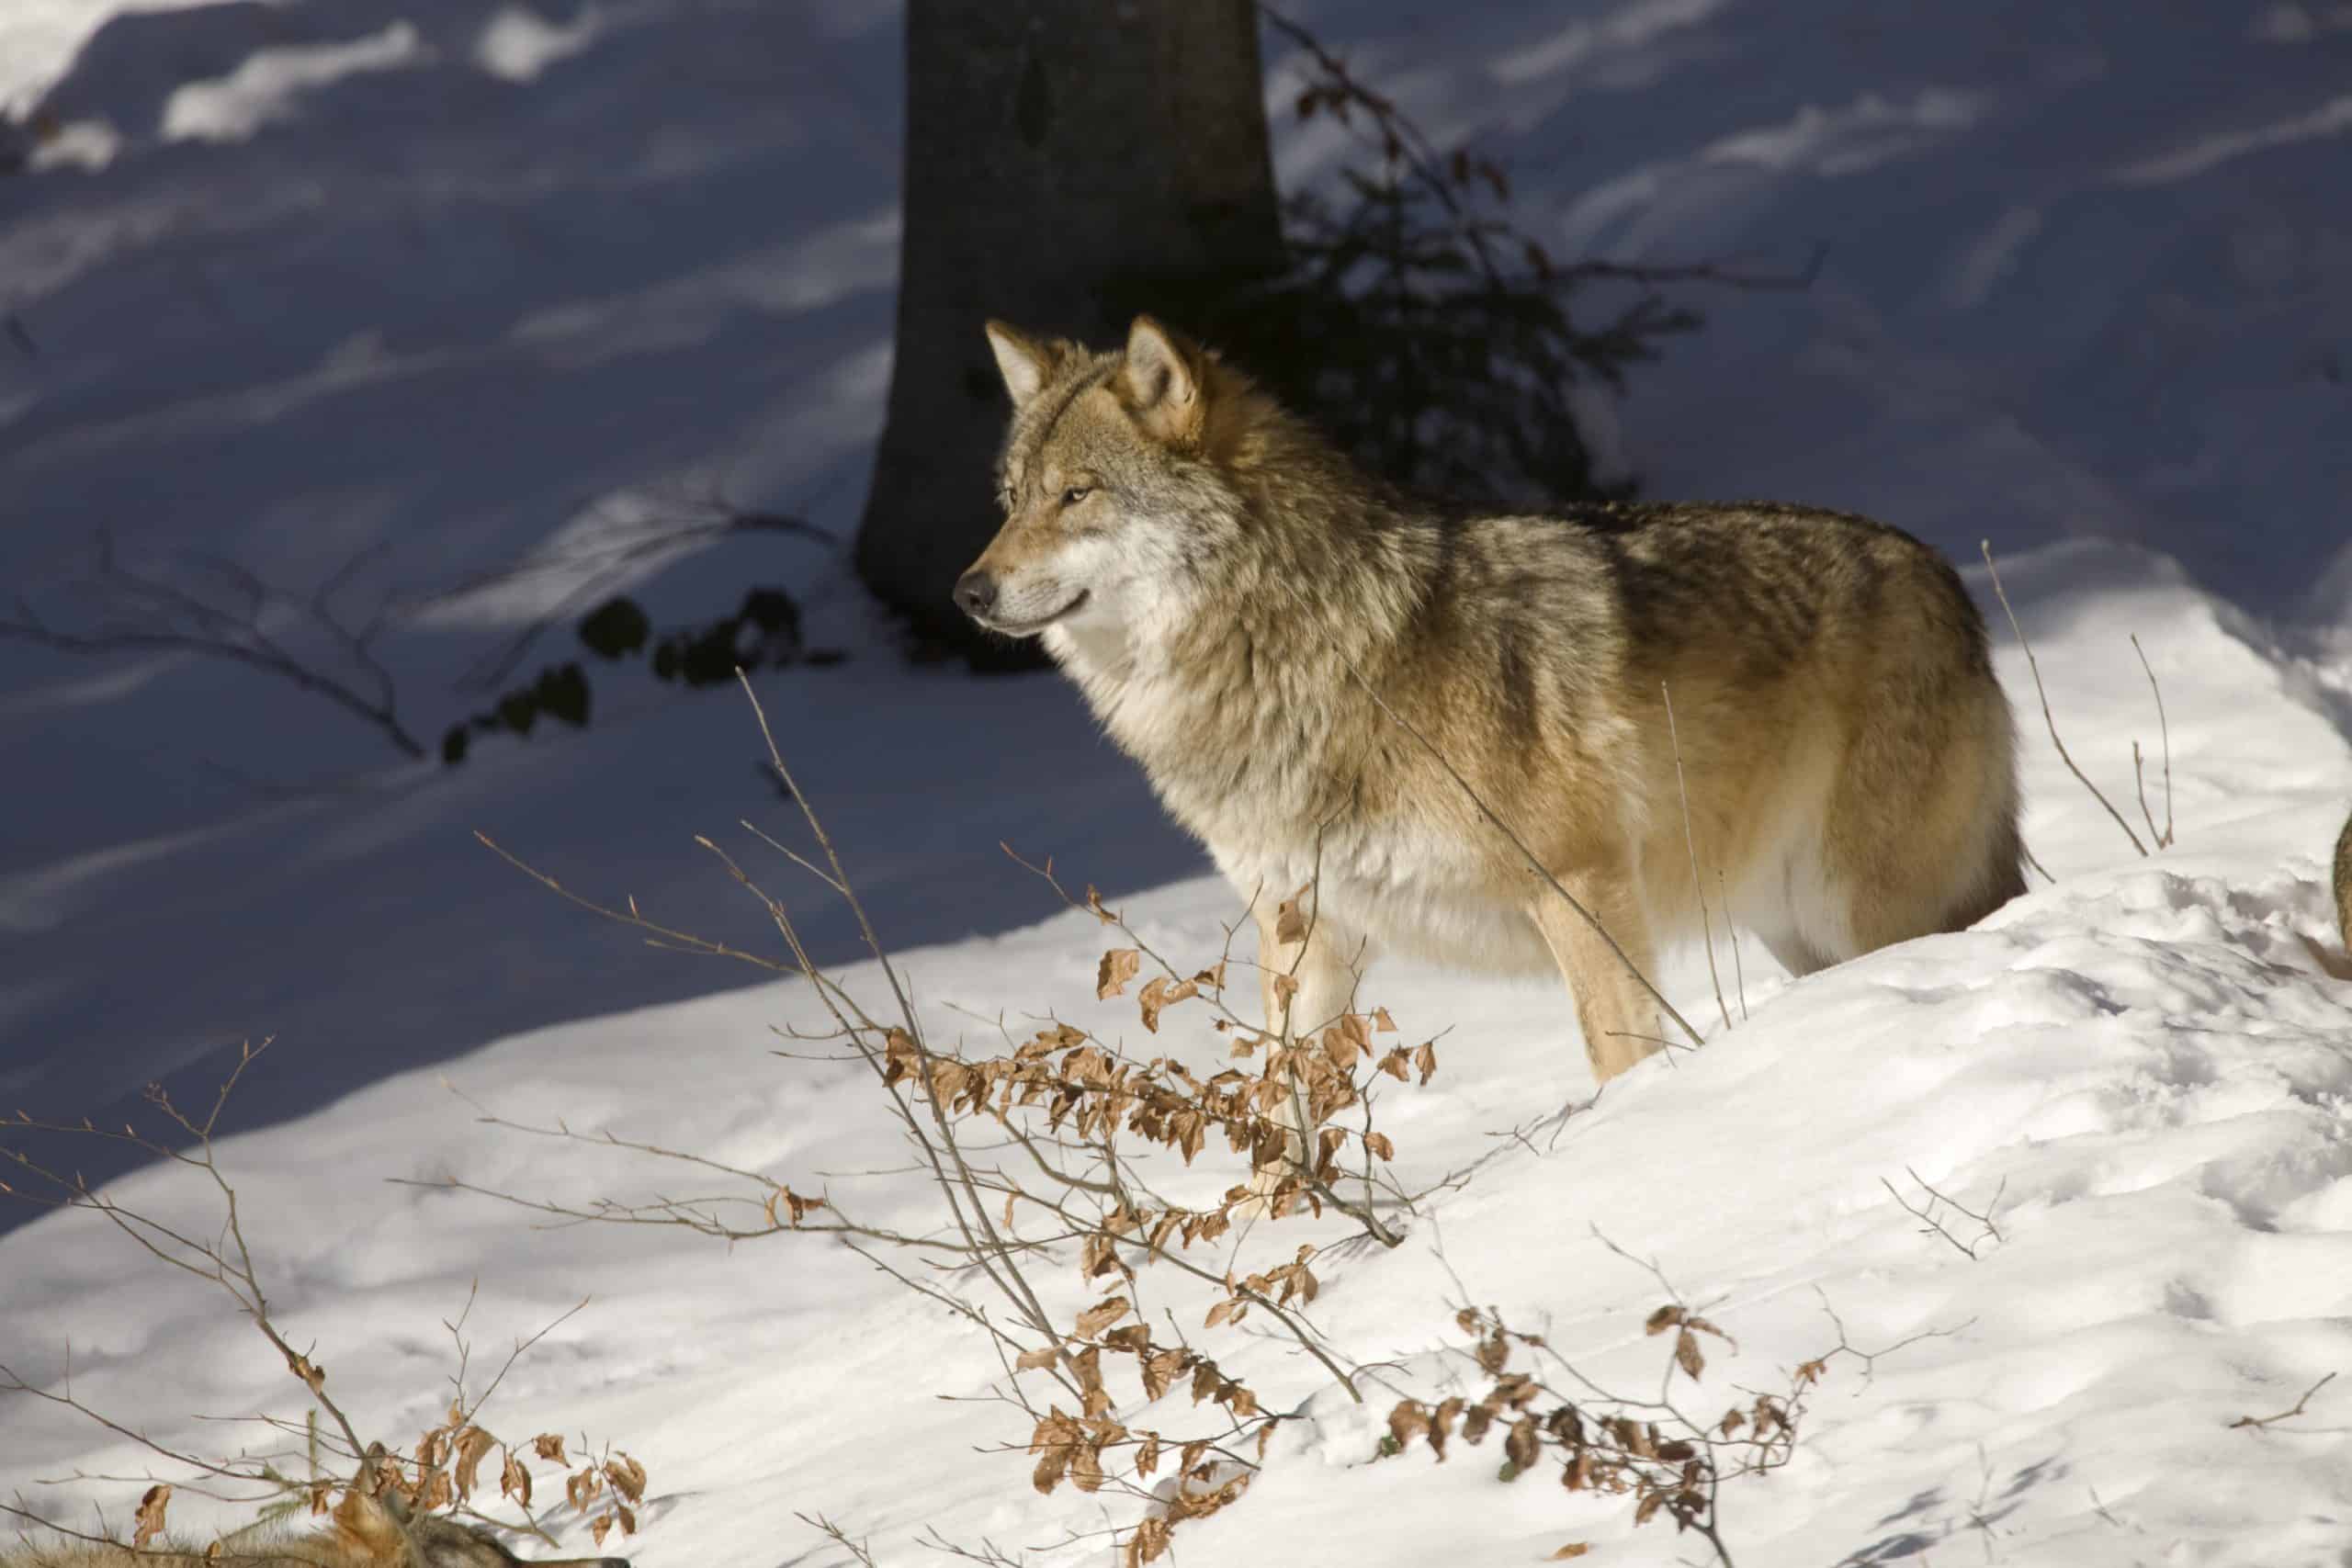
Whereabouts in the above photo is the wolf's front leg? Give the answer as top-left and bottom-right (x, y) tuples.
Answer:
(1245, 891), (1367, 1202)
(1528, 872), (1665, 1085)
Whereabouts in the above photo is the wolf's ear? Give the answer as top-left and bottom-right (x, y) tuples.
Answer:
(1118, 316), (1204, 446)
(984, 320), (1055, 410)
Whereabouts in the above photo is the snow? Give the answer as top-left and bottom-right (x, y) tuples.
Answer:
(2, 1), (2350, 1565)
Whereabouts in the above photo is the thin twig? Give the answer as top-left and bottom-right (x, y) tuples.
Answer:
(1663, 682), (1731, 1034)
(2130, 633), (2174, 850)
(2230, 1371), (2335, 1430)
(1979, 541), (2146, 857)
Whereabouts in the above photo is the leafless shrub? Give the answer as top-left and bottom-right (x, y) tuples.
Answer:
(0, 1044), (644, 1562)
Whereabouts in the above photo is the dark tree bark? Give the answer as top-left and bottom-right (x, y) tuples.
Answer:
(855, 0), (1284, 657)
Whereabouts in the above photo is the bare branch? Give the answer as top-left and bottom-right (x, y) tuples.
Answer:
(1978, 541), (2146, 857)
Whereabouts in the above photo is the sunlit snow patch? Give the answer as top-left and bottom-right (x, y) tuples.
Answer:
(473, 6), (604, 85)
(160, 20), (428, 143)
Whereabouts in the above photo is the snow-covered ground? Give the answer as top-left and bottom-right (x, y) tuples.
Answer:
(3, 2), (2350, 1565)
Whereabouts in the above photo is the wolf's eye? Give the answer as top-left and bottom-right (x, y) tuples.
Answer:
(1060, 486), (1092, 508)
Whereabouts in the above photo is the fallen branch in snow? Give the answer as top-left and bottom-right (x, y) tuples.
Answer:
(0, 1042), (647, 1563)
(1882, 1167), (2006, 1262)
(0, 535), (428, 761)
(2228, 1371), (2335, 1431)
(795, 1511), (877, 1566)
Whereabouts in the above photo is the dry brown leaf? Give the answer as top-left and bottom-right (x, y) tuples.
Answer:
(1548, 1547), (1591, 1560)
(1137, 976), (1197, 1032)
(1016, 1345), (1059, 1371)
(132, 1484), (171, 1549)
(1376, 1048), (1410, 1082)
(1269, 972), (1300, 1015)
(590, 1512), (614, 1549)
(1506, 1416), (1542, 1472)
(1413, 1040), (1438, 1084)
(531, 1433), (569, 1466)
(1675, 1327), (1704, 1382)
(614, 1503), (638, 1538)
(1135, 1431), (1161, 1478)
(419, 1468), (454, 1513)
(1142, 1348), (1184, 1402)
(1363, 1130), (1395, 1161)
(452, 1427), (496, 1500)
(1125, 1517), (1170, 1567)
(1274, 886), (1310, 945)
(287, 1350), (327, 1396)
(1097, 948), (1142, 999)
(1075, 1295), (1132, 1337)
(1463, 1403), (1496, 1446)
(499, 1449), (531, 1509)
(604, 1453), (647, 1505)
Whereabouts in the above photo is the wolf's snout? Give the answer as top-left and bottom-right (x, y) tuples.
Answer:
(954, 570), (999, 621)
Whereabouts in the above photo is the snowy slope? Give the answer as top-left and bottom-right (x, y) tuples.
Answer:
(4, 1), (2352, 1565)
(3, 547), (2348, 1568)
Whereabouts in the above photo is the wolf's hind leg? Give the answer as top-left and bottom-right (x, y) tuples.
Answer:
(1528, 873), (1665, 1086)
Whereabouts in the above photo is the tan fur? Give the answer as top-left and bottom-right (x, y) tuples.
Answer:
(3, 1491), (626, 1568)
(959, 316), (2027, 1088)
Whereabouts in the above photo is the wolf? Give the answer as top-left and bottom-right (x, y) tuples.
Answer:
(2, 1489), (628, 1568)
(956, 315), (2026, 1087)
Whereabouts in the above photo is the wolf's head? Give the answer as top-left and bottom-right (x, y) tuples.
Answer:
(333, 1488), (631, 1568)
(955, 315), (1254, 642)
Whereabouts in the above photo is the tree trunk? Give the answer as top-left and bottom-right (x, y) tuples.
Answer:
(855, 0), (1284, 660)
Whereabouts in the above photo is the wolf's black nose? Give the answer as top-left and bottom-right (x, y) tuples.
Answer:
(954, 570), (998, 619)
